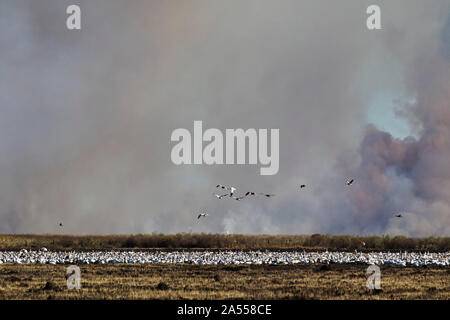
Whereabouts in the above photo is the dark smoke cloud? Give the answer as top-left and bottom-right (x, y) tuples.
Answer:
(307, 3), (450, 236)
(0, 0), (449, 236)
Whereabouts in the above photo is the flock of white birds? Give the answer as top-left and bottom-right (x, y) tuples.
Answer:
(197, 184), (277, 220)
(0, 249), (448, 266)
(37, 178), (445, 269)
(54, 179), (406, 225)
(199, 179), (404, 220)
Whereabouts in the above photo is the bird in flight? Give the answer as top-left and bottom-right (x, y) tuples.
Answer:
(197, 212), (209, 219)
(216, 185), (237, 197)
(59, 222), (63, 227)
(245, 192), (275, 198)
(395, 214), (403, 218)
(299, 184), (306, 188)
(261, 193), (275, 198)
(213, 193), (229, 199)
(346, 179), (354, 186)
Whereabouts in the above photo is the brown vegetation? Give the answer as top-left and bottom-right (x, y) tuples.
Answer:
(0, 234), (449, 251)
(0, 263), (448, 300)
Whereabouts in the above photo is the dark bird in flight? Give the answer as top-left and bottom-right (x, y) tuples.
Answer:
(216, 185), (237, 197)
(395, 214), (403, 218)
(59, 222), (63, 227)
(197, 212), (209, 219)
(300, 184), (306, 188)
(261, 194), (275, 197)
(245, 192), (275, 198)
(346, 179), (354, 186)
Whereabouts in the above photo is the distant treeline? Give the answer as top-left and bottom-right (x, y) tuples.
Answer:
(0, 234), (449, 251)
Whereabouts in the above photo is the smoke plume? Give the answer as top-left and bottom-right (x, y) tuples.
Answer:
(0, 0), (449, 236)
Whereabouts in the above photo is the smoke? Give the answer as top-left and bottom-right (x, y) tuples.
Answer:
(303, 4), (450, 237)
(0, 0), (449, 236)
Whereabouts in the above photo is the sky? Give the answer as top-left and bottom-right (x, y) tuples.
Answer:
(0, 0), (449, 236)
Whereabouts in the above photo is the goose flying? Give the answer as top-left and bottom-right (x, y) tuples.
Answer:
(245, 192), (275, 198)
(213, 193), (229, 199)
(216, 185), (237, 197)
(197, 212), (209, 219)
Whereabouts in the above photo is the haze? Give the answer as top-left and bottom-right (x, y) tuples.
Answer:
(0, 0), (449, 236)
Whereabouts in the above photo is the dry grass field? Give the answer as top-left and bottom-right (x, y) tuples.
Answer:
(0, 263), (448, 300)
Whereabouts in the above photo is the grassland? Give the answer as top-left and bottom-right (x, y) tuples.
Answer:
(0, 263), (448, 300)
(1, 234), (447, 300)
(1, 234), (449, 251)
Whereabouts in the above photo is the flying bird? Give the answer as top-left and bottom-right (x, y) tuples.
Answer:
(197, 212), (209, 219)
(213, 193), (229, 199)
(299, 184), (306, 188)
(395, 214), (403, 218)
(59, 222), (63, 227)
(260, 193), (275, 197)
(245, 192), (275, 198)
(216, 185), (237, 196)
(346, 179), (354, 186)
